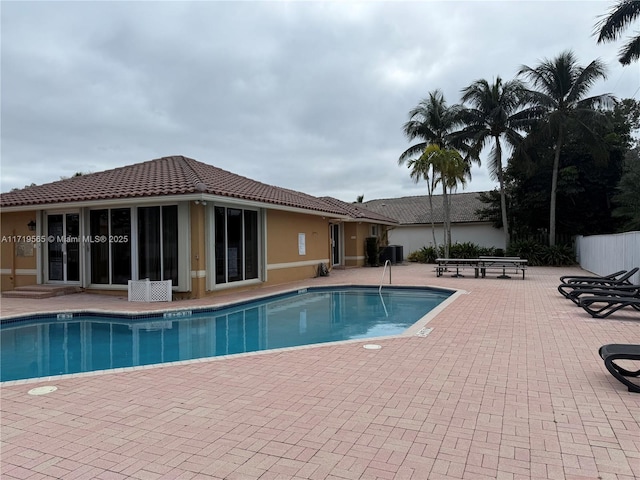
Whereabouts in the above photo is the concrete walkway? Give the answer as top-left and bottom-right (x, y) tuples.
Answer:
(1, 265), (639, 479)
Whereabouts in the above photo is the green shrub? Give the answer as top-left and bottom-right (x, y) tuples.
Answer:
(506, 240), (544, 266)
(407, 246), (438, 263)
(449, 242), (477, 258)
(539, 244), (575, 266)
(408, 242), (498, 263)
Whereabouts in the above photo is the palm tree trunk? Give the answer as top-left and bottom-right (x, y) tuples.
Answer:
(442, 184), (450, 257)
(494, 137), (510, 249)
(549, 126), (564, 247)
(428, 175), (437, 248)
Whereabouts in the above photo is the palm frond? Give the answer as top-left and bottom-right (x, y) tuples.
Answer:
(398, 142), (428, 166)
(595, 0), (640, 42)
(619, 32), (640, 65)
(566, 59), (608, 104)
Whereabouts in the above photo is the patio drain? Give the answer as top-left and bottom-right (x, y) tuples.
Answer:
(363, 344), (382, 350)
(28, 386), (57, 396)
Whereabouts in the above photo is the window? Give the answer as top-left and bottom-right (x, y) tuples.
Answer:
(90, 208), (131, 285)
(138, 206), (178, 284)
(371, 225), (379, 237)
(89, 205), (180, 287)
(214, 206), (259, 284)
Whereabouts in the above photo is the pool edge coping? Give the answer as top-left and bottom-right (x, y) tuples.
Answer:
(1, 283), (467, 386)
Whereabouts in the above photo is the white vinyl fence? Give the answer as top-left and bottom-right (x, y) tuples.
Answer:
(575, 231), (640, 284)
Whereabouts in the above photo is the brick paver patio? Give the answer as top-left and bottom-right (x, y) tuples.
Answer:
(1, 264), (639, 479)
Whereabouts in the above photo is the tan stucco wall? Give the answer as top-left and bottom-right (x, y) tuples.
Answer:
(0, 211), (38, 291)
(264, 210), (331, 285)
(343, 222), (372, 267)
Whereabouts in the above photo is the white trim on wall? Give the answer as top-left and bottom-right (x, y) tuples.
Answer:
(267, 259), (330, 270)
(0, 268), (38, 275)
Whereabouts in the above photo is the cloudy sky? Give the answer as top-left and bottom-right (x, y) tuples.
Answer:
(1, 1), (638, 202)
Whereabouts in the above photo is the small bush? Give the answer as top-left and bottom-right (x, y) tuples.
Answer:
(407, 246), (438, 263)
(408, 242), (498, 263)
(506, 240), (544, 265)
(539, 244), (575, 266)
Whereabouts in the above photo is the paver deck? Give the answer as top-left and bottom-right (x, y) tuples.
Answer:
(1, 264), (639, 479)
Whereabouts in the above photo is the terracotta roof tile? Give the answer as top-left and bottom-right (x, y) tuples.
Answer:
(318, 197), (398, 224)
(362, 192), (488, 224)
(0, 156), (347, 216)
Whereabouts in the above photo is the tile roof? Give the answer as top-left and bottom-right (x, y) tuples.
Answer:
(318, 197), (398, 224)
(0, 156), (347, 216)
(362, 191), (488, 225)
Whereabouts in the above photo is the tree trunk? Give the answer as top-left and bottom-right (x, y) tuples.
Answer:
(442, 184), (450, 257)
(428, 176), (437, 248)
(495, 137), (510, 249)
(549, 127), (564, 247)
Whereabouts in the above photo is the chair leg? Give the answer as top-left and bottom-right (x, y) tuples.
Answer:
(605, 358), (640, 393)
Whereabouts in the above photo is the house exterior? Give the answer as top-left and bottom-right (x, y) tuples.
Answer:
(362, 192), (505, 255)
(0, 156), (396, 298)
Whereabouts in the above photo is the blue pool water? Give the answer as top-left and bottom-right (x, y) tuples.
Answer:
(1, 286), (451, 382)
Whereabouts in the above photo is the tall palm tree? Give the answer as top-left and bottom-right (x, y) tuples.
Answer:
(405, 145), (441, 248)
(399, 90), (461, 161)
(517, 50), (615, 246)
(595, 0), (640, 65)
(433, 148), (471, 256)
(457, 77), (532, 248)
(398, 90), (464, 250)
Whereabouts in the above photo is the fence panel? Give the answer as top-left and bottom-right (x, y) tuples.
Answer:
(575, 231), (640, 284)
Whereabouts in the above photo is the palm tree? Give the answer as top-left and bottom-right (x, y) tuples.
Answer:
(405, 145), (441, 248)
(595, 0), (640, 65)
(433, 148), (471, 256)
(398, 90), (463, 250)
(457, 77), (532, 248)
(517, 50), (615, 246)
(399, 90), (461, 160)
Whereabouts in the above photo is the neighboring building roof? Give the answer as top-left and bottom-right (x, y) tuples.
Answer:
(318, 197), (397, 225)
(0, 155), (348, 216)
(362, 192), (488, 225)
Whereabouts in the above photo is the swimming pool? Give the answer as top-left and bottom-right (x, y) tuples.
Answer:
(0, 286), (452, 382)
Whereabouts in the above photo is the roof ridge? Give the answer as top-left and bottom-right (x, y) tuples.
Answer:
(179, 156), (209, 192)
(364, 191), (487, 203)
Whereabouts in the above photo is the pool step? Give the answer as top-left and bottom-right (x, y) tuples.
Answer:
(2, 285), (82, 299)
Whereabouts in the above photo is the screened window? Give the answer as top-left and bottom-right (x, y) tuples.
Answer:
(214, 207), (259, 284)
(138, 206), (178, 284)
(90, 208), (131, 285)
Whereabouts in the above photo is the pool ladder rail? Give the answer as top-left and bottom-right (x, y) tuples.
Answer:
(378, 260), (391, 317)
(379, 259), (392, 293)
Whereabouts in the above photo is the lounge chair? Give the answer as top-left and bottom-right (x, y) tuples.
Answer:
(563, 284), (640, 305)
(599, 344), (640, 393)
(560, 269), (626, 284)
(579, 295), (640, 318)
(558, 268), (639, 298)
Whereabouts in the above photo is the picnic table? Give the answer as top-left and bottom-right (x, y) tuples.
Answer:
(435, 257), (528, 279)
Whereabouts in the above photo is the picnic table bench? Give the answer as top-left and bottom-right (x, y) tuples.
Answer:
(478, 256), (528, 279)
(435, 258), (481, 278)
(435, 257), (528, 279)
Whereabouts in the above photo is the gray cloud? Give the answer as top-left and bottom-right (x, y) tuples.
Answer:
(2, 1), (637, 202)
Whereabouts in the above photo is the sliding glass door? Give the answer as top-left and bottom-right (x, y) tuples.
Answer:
(214, 207), (259, 285)
(138, 206), (178, 284)
(47, 213), (80, 282)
